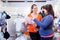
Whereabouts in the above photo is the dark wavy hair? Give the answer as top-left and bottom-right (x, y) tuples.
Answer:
(43, 4), (54, 18)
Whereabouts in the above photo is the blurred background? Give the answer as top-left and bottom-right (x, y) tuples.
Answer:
(0, 0), (60, 40)
(0, 0), (60, 18)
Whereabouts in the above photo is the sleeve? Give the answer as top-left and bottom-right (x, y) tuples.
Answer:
(33, 16), (53, 28)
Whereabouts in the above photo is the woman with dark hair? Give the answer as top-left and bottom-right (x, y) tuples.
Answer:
(39, 6), (46, 18)
(24, 4), (42, 40)
(32, 4), (54, 40)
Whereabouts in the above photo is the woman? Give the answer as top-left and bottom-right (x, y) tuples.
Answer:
(24, 4), (42, 40)
(39, 6), (46, 18)
(33, 4), (54, 40)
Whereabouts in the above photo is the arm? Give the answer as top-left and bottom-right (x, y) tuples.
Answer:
(33, 15), (53, 28)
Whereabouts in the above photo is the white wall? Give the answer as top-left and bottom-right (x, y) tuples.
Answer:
(3, 2), (46, 17)
(1, 0), (60, 18)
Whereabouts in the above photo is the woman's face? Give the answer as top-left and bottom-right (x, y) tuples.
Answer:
(32, 6), (38, 13)
(43, 9), (48, 15)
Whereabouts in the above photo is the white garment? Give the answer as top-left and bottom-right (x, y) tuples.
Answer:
(14, 18), (27, 32)
(0, 32), (6, 40)
(15, 34), (31, 40)
(7, 20), (16, 37)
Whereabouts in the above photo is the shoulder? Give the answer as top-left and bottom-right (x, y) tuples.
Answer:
(28, 13), (31, 16)
(28, 13), (32, 18)
(48, 15), (53, 18)
(38, 14), (42, 17)
(45, 15), (53, 20)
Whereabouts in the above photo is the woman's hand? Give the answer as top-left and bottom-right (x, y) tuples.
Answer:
(25, 17), (35, 24)
(22, 21), (28, 27)
(34, 29), (39, 32)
